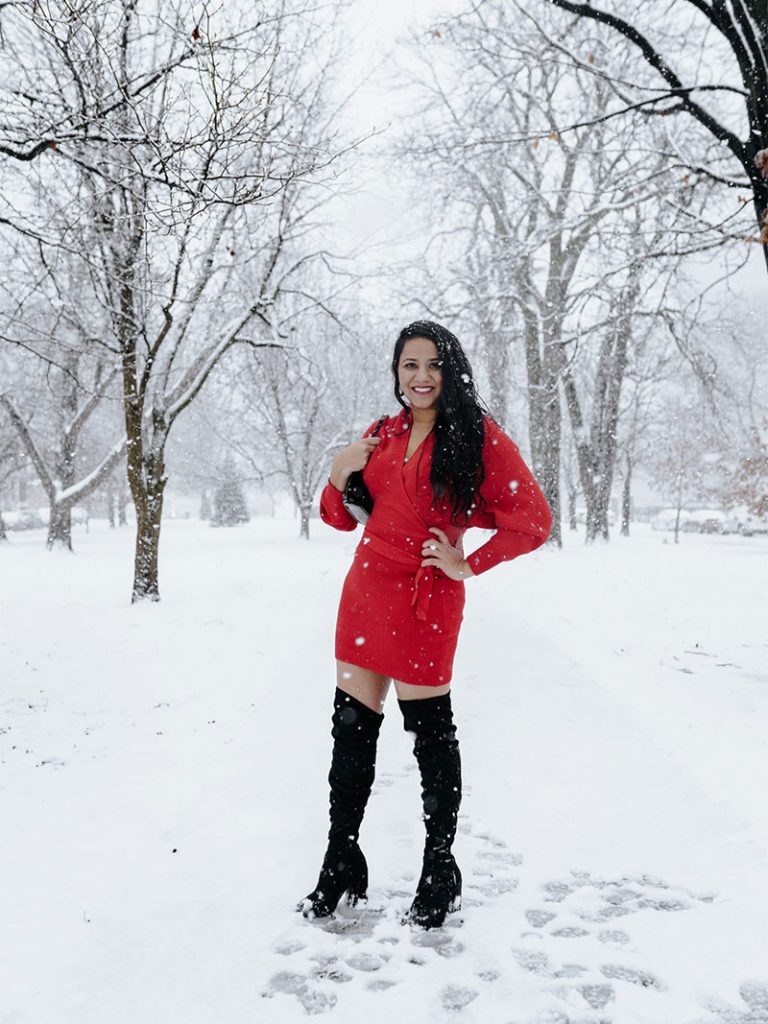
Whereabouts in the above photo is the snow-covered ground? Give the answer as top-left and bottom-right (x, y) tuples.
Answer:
(1, 518), (766, 1024)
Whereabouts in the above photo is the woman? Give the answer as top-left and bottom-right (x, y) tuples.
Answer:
(298, 320), (552, 929)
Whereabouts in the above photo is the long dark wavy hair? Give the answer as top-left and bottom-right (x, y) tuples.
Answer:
(392, 320), (488, 525)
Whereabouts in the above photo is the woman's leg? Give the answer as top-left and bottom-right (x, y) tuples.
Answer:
(395, 681), (462, 929)
(298, 665), (389, 917)
(337, 660), (392, 712)
(393, 680), (450, 701)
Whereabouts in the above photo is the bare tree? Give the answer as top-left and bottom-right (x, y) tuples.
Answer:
(0, 329), (124, 548)
(648, 391), (716, 542)
(225, 308), (391, 539)
(547, 0), (768, 272)
(701, 310), (768, 513)
(394, 2), (715, 543)
(616, 353), (669, 537)
(0, 1), (365, 598)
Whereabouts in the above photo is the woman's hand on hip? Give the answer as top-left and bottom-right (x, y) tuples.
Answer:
(329, 436), (382, 490)
(421, 527), (474, 580)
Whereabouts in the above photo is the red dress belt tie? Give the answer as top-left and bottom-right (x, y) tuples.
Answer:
(360, 531), (438, 622)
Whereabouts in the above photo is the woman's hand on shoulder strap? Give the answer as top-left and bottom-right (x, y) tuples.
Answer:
(421, 527), (474, 580)
(329, 436), (382, 491)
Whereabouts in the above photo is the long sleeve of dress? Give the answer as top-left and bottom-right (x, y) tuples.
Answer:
(319, 477), (358, 532)
(465, 421), (552, 576)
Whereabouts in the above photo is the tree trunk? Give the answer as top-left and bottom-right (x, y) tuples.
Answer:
(300, 503), (311, 540)
(563, 278), (636, 543)
(0, 511), (7, 541)
(47, 504), (73, 550)
(568, 483), (578, 531)
(131, 474), (166, 602)
(529, 379), (562, 547)
(621, 466), (631, 537)
(483, 321), (511, 428)
(118, 483), (128, 526)
(563, 370), (597, 540)
(107, 480), (116, 527)
(750, 154), (768, 275)
(590, 314), (631, 541)
(674, 475), (683, 545)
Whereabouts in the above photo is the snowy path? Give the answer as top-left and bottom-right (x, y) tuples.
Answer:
(0, 519), (766, 1023)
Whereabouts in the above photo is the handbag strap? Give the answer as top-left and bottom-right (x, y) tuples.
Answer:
(370, 414), (387, 437)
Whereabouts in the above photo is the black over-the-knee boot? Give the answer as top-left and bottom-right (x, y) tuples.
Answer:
(398, 692), (462, 929)
(298, 687), (384, 918)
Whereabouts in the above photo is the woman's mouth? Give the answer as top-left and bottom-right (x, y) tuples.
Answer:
(411, 386), (434, 394)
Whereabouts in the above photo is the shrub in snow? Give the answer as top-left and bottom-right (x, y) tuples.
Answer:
(211, 457), (249, 527)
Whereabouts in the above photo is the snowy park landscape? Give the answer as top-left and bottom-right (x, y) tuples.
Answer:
(2, 0), (768, 1021)
(1, 516), (766, 1024)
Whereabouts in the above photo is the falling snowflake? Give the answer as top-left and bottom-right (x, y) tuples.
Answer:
(354, 636), (366, 646)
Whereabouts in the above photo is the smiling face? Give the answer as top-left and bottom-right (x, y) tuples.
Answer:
(397, 337), (443, 411)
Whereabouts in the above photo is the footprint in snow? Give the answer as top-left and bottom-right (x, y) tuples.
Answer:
(266, 937), (397, 1011)
(552, 926), (590, 938)
(527, 909), (558, 928)
(275, 938), (306, 956)
(440, 984), (479, 1011)
(263, 971), (338, 1015)
(696, 979), (768, 1024)
(344, 951), (387, 972)
(578, 982), (616, 1009)
(600, 963), (662, 989)
(478, 847), (524, 866)
(538, 868), (714, 924)
(310, 953), (353, 984)
(411, 924), (465, 959)
(457, 817), (523, 902)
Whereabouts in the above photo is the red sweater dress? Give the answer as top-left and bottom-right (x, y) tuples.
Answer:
(319, 408), (552, 687)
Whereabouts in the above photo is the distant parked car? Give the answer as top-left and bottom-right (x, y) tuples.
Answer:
(680, 518), (701, 533)
(686, 509), (726, 534)
(699, 517), (724, 534)
(651, 509), (688, 532)
(723, 506), (768, 536)
(4, 508), (45, 531)
(651, 508), (729, 534)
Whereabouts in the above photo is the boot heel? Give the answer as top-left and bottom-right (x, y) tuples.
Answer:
(344, 884), (368, 907)
(344, 847), (369, 905)
(447, 864), (462, 913)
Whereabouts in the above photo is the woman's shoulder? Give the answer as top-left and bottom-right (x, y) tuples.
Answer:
(481, 414), (519, 453)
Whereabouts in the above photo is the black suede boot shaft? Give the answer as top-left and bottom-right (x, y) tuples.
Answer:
(399, 693), (462, 856)
(399, 692), (462, 928)
(299, 688), (384, 918)
(327, 688), (385, 846)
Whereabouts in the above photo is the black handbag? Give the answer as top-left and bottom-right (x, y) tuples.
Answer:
(342, 415), (387, 525)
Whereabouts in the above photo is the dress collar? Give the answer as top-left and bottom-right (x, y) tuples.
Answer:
(390, 406), (412, 436)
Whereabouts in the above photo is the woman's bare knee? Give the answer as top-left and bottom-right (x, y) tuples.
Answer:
(336, 661), (391, 713)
